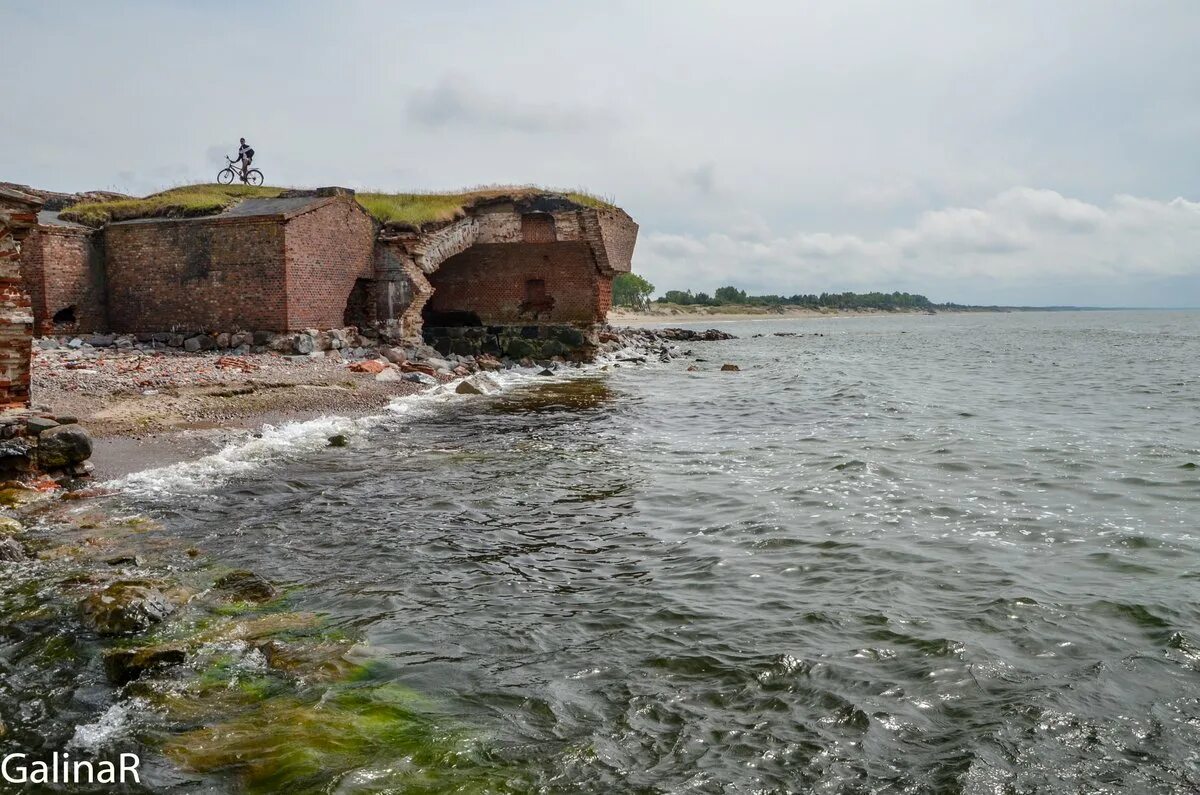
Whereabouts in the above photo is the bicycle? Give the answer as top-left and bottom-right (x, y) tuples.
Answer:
(217, 156), (264, 186)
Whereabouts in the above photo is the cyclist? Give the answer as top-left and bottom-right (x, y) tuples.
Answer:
(235, 138), (255, 178)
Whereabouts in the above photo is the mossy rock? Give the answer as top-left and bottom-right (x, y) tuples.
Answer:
(79, 581), (174, 636)
(0, 516), (22, 536)
(214, 570), (278, 603)
(504, 338), (537, 359)
(104, 644), (187, 685)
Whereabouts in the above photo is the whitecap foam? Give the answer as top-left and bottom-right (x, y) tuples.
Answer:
(109, 353), (645, 498)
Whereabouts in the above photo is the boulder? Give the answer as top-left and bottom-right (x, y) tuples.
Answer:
(215, 332), (232, 349)
(213, 570), (277, 603)
(400, 361), (438, 377)
(455, 374), (502, 395)
(36, 424), (93, 469)
(24, 416), (59, 435)
(375, 368), (402, 382)
(327, 434), (348, 448)
(720, 363), (740, 372)
(381, 347), (407, 365)
(293, 334), (315, 355)
(184, 335), (216, 353)
(85, 333), (116, 347)
(79, 581), (174, 635)
(253, 330), (276, 346)
(103, 645), (187, 685)
(402, 372), (438, 385)
(0, 516), (22, 536)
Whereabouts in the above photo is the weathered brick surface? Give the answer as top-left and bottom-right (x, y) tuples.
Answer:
(105, 217), (289, 332)
(284, 198), (375, 329)
(20, 224), (106, 335)
(103, 196), (374, 332)
(0, 189), (42, 408)
(424, 241), (605, 325)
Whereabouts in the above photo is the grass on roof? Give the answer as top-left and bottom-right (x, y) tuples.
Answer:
(356, 186), (616, 227)
(61, 183), (617, 229)
(60, 184), (287, 227)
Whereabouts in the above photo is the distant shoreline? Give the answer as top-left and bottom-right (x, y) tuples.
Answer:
(607, 305), (1172, 325)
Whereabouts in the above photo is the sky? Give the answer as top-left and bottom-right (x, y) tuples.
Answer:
(5, 1), (1200, 306)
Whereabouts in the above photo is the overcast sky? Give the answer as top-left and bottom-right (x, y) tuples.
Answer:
(6, 1), (1200, 306)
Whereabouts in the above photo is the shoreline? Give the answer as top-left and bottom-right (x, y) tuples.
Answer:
(608, 306), (986, 324)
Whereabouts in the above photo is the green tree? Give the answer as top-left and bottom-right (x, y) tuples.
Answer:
(612, 273), (656, 309)
(714, 285), (748, 304)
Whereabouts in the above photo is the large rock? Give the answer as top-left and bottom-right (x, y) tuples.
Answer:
(214, 570), (277, 603)
(293, 334), (315, 355)
(103, 645), (187, 685)
(381, 347), (407, 365)
(37, 424), (93, 469)
(79, 581), (174, 636)
(0, 516), (22, 536)
(455, 373), (502, 395)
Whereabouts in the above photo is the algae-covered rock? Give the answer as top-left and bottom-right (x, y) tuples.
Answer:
(256, 639), (360, 682)
(0, 516), (22, 536)
(37, 424), (93, 468)
(214, 570), (278, 603)
(79, 581), (174, 635)
(104, 644), (187, 685)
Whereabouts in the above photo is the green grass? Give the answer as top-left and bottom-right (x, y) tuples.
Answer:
(61, 183), (618, 229)
(60, 184), (286, 227)
(357, 185), (616, 227)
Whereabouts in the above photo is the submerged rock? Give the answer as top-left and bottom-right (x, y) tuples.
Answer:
(0, 537), (26, 562)
(213, 570), (278, 603)
(104, 644), (187, 685)
(79, 581), (174, 635)
(720, 363), (740, 372)
(327, 434), (348, 448)
(37, 424), (93, 468)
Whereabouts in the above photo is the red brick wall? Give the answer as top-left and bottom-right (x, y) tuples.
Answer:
(104, 217), (289, 332)
(284, 199), (376, 329)
(20, 226), (106, 335)
(424, 241), (604, 325)
(0, 194), (40, 408)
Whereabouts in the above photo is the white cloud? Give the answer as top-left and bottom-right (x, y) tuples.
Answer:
(635, 188), (1200, 304)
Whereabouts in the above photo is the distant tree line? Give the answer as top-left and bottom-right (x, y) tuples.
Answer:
(611, 274), (945, 311)
(651, 285), (935, 310)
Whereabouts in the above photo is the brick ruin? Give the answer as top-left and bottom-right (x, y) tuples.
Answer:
(0, 187), (43, 408)
(16, 188), (638, 361)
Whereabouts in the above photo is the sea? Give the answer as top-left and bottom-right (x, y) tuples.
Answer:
(3, 309), (1200, 793)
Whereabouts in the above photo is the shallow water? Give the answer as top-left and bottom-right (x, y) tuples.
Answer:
(12, 310), (1200, 792)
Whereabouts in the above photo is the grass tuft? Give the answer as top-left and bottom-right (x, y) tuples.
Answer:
(60, 184), (287, 227)
(61, 182), (618, 229)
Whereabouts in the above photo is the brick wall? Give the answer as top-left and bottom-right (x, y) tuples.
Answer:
(105, 217), (289, 332)
(284, 198), (375, 329)
(20, 224), (106, 335)
(424, 241), (605, 325)
(0, 189), (42, 408)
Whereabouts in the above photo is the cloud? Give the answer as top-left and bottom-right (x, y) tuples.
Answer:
(634, 187), (1200, 304)
(407, 74), (603, 133)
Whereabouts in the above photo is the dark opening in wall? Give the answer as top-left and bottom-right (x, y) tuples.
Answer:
(343, 278), (372, 329)
(520, 278), (555, 317)
(52, 305), (77, 325)
(422, 308), (483, 327)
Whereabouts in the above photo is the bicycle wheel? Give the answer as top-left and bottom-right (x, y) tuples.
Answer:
(245, 169), (264, 186)
(217, 167), (236, 185)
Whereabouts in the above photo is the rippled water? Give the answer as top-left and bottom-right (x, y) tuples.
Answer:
(13, 310), (1200, 792)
